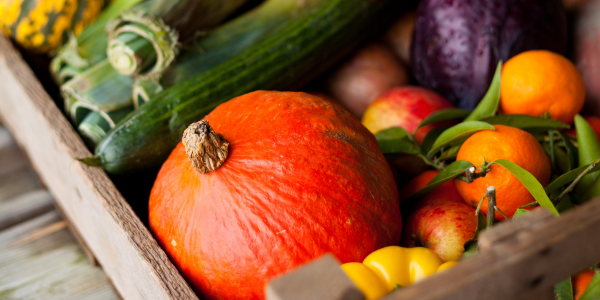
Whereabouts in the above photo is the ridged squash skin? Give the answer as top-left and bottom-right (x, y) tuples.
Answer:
(149, 91), (402, 300)
(0, 0), (105, 52)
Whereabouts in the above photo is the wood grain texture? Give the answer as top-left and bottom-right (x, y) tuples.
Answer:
(382, 203), (600, 300)
(0, 190), (54, 230)
(0, 36), (197, 299)
(0, 211), (119, 299)
(266, 254), (364, 300)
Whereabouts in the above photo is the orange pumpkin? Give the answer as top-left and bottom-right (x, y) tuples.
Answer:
(149, 91), (401, 299)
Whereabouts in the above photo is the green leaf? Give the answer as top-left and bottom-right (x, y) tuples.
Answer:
(406, 160), (473, 202)
(375, 127), (420, 155)
(575, 115), (600, 197)
(558, 131), (579, 172)
(513, 208), (530, 219)
(427, 121), (495, 158)
(416, 108), (471, 131)
(554, 277), (573, 300)
(554, 146), (572, 174)
(438, 145), (461, 161)
(491, 159), (559, 216)
(465, 61), (502, 122)
(420, 126), (450, 154)
(461, 210), (487, 260)
(545, 164), (600, 195)
(555, 196), (575, 213)
(481, 115), (569, 132)
(580, 271), (600, 300)
(582, 174), (600, 203)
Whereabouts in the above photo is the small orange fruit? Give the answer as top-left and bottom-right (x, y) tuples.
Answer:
(454, 125), (551, 220)
(501, 50), (585, 125)
(400, 170), (464, 208)
(573, 269), (595, 300)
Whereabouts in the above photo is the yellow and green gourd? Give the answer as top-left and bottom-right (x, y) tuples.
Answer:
(0, 0), (106, 52)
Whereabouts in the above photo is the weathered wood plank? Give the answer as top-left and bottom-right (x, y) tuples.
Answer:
(382, 201), (600, 300)
(0, 127), (28, 178)
(0, 167), (42, 202)
(0, 190), (54, 230)
(266, 254), (364, 300)
(0, 35), (196, 299)
(0, 211), (119, 299)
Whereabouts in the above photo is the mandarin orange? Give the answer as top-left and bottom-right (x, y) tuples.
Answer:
(573, 269), (595, 300)
(501, 50), (585, 125)
(454, 125), (551, 220)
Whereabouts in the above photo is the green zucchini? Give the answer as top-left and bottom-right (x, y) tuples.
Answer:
(84, 0), (405, 174)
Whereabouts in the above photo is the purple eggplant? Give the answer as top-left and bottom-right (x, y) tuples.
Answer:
(412, 0), (567, 110)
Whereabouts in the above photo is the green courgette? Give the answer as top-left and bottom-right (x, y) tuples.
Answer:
(84, 0), (405, 174)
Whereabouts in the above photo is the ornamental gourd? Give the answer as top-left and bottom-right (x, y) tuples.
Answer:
(0, 0), (105, 52)
(149, 91), (402, 300)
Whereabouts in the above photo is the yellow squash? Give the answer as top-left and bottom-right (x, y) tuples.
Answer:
(0, 0), (105, 52)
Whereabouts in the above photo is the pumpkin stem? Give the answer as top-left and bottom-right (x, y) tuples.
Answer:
(182, 121), (229, 174)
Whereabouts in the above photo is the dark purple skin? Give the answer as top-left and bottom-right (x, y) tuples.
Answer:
(411, 0), (568, 110)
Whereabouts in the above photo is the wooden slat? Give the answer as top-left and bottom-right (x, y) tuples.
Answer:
(382, 200), (600, 300)
(0, 211), (119, 299)
(266, 254), (364, 300)
(0, 167), (42, 202)
(0, 190), (54, 230)
(0, 127), (28, 178)
(0, 36), (196, 299)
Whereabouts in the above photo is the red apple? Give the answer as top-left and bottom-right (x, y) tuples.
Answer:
(401, 202), (478, 262)
(399, 170), (465, 207)
(324, 43), (409, 118)
(361, 86), (454, 144)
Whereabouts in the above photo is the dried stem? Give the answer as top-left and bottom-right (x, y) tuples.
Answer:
(486, 186), (496, 227)
(182, 121), (229, 174)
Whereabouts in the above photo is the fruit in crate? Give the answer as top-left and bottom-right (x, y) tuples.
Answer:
(501, 50), (585, 125)
(412, 0), (568, 110)
(325, 43), (409, 118)
(0, 0), (106, 52)
(149, 91), (401, 300)
(399, 170), (464, 207)
(361, 86), (454, 145)
(455, 125), (551, 220)
(362, 246), (443, 288)
(401, 202), (478, 262)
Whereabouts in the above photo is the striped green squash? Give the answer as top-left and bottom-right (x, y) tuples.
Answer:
(84, 0), (407, 174)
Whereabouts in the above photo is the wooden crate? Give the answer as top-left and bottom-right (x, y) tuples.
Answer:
(1, 31), (600, 300)
(0, 36), (197, 299)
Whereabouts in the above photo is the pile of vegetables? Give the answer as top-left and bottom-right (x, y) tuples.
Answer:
(3, 0), (600, 299)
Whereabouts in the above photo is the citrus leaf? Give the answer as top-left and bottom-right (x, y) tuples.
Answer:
(420, 126), (450, 154)
(375, 127), (420, 155)
(481, 115), (569, 132)
(582, 174), (600, 203)
(557, 131), (578, 172)
(428, 121), (495, 158)
(580, 271), (600, 300)
(438, 145), (461, 161)
(576, 115), (600, 197)
(545, 164), (600, 195)
(491, 159), (559, 216)
(407, 160), (473, 201)
(465, 61), (502, 122)
(416, 108), (471, 131)
(513, 208), (530, 219)
(554, 277), (573, 300)
(554, 146), (572, 174)
(461, 209), (486, 260)
(555, 196), (574, 213)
